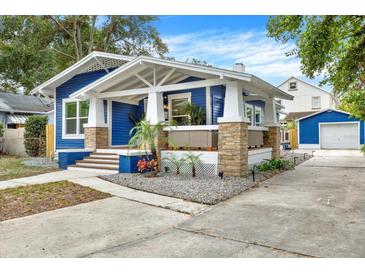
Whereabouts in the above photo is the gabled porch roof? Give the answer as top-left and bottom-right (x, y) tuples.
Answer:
(30, 51), (133, 96)
(68, 54), (294, 101)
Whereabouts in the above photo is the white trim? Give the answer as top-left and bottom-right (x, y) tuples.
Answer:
(248, 125), (269, 131)
(69, 55), (293, 100)
(30, 51), (133, 95)
(108, 99), (112, 146)
(319, 121), (361, 149)
(96, 78), (227, 99)
(296, 108), (351, 121)
(278, 76), (333, 95)
(311, 96), (321, 109)
(164, 125), (218, 131)
(245, 104), (254, 126)
(0, 109), (52, 114)
(255, 106), (263, 125)
(248, 147), (272, 156)
(168, 92), (191, 123)
(56, 148), (94, 153)
(62, 98), (88, 139)
(205, 86), (211, 125)
(298, 144), (321, 149)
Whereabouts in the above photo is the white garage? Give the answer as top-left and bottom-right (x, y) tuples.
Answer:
(320, 122), (360, 149)
(298, 109), (364, 150)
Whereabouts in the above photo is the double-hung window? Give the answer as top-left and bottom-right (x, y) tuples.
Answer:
(168, 93), (191, 125)
(63, 99), (89, 138)
(245, 104), (254, 126)
(312, 96), (321, 109)
(255, 106), (262, 125)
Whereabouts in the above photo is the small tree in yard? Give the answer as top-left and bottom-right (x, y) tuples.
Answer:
(128, 118), (167, 167)
(184, 152), (202, 177)
(163, 154), (186, 175)
(24, 115), (47, 157)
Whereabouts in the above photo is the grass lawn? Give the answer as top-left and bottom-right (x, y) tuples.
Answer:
(0, 181), (112, 221)
(0, 155), (59, 181)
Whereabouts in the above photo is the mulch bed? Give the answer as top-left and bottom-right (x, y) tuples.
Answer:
(0, 181), (111, 222)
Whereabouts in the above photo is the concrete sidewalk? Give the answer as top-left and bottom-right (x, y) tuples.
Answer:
(0, 170), (114, 190)
(70, 177), (209, 215)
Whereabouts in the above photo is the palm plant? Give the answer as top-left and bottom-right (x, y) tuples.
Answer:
(183, 102), (204, 125)
(163, 154), (186, 175)
(183, 152), (202, 177)
(128, 118), (166, 161)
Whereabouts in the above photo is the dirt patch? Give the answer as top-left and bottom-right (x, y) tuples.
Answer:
(0, 181), (111, 221)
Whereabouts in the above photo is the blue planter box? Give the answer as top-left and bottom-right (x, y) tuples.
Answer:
(58, 151), (92, 169)
(119, 155), (151, 173)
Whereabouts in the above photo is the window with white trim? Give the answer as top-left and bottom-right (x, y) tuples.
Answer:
(168, 93), (191, 125)
(312, 96), (321, 109)
(63, 99), (89, 137)
(255, 106), (262, 125)
(245, 104), (254, 126)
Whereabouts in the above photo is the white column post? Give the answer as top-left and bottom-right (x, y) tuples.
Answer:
(263, 97), (279, 127)
(146, 91), (165, 125)
(218, 81), (249, 123)
(84, 96), (108, 128)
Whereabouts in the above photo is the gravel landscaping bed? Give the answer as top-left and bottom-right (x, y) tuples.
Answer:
(100, 173), (258, 205)
(100, 151), (312, 205)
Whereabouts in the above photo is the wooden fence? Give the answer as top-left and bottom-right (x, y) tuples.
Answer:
(46, 124), (54, 158)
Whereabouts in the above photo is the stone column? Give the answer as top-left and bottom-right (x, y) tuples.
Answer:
(262, 97), (281, 160)
(264, 126), (281, 159)
(217, 81), (249, 177)
(218, 122), (249, 177)
(84, 96), (109, 150)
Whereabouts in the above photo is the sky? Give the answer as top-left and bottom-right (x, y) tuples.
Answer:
(153, 16), (330, 91)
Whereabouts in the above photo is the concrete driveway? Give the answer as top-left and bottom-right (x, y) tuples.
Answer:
(88, 150), (365, 258)
(1, 150), (365, 257)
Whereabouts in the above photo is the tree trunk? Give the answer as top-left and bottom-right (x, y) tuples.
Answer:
(176, 166), (180, 175)
(192, 165), (196, 177)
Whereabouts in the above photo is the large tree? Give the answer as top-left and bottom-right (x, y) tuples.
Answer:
(0, 16), (168, 93)
(267, 16), (365, 120)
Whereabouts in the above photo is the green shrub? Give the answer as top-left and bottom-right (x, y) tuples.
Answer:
(0, 123), (4, 138)
(361, 144), (365, 156)
(256, 159), (294, 172)
(24, 115), (48, 157)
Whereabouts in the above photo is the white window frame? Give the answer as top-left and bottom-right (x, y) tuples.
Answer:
(168, 92), (191, 124)
(255, 106), (262, 125)
(312, 96), (321, 109)
(245, 104), (254, 126)
(62, 98), (89, 139)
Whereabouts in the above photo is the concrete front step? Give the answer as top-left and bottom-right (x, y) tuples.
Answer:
(80, 158), (119, 164)
(67, 166), (118, 174)
(75, 161), (119, 169)
(89, 153), (119, 159)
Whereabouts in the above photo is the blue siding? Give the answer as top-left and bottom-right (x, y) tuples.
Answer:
(163, 77), (207, 123)
(56, 69), (109, 149)
(58, 151), (92, 169)
(112, 101), (138, 145)
(103, 100), (108, 123)
(299, 110), (365, 144)
(211, 85), (225, 125)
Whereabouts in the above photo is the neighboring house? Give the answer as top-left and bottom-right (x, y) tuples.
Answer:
(0, 92), (54, 128)
(278, 76), (337, 115)
(31, 51), (293, 177)
(297, 109), (364, 150)
(278, 77), (337, 147)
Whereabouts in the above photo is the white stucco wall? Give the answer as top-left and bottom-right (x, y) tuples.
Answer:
(278, 77), (335, 115)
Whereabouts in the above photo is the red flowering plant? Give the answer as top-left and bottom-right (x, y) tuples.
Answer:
(137, 158), (158, 173)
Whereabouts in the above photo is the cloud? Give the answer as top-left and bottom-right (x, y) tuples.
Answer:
(162, 29), (303, 82)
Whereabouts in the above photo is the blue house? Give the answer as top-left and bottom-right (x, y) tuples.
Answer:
(31, 51), (293, 177)
(297, 109), (364, 150)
